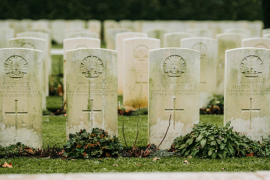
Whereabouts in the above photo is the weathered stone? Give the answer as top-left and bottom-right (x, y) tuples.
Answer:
(66, 20), (85, 29)
(123, 38), (160, 108)
(225, 48), (270, 141)
(164, 32), (195, 48)
(9, 37), (47, 110)
(87, 20), (101, 38)
(106, 28), (132, 50)
(262, 28), (270, 36)
(119, 20), (134, 31)
(66, 49), (117, 138)
(51, 20), (66, 44)
(32, 20), (49, 29)
(242, 38), (270, 49)
(116, 32), (148, 95)
(181, 37), (217, 108)
(146, 28), (170, 48)
(224, 28), (251, 37)
(149, 48), (200, 149)
(0, 48), (43, 149)
(63, 37), (100, 106)
(103, 20), (119, 42)
(65, 31), (99, 39)
(216, 33), (248, 95)
(187, 28), (213, 38)
(0, 28), (14, 48)
(263, 33), (270, 38)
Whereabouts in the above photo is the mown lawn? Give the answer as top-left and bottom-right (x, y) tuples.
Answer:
(1, 96), (270, 174)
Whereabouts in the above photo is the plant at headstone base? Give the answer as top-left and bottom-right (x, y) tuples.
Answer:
(200, 95), (224, 115)
(170, 121), (260, 159)
(63, 128), (122, 159)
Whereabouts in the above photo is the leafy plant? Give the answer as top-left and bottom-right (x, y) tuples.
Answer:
(171, 122), (256, 159)
(63, 128), (122, 159)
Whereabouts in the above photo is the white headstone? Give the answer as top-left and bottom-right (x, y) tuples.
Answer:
(116, 32), (148, 95)
(103, 20), (119, 41)
(63, 37), (100, 105)
(9, 37), (47, 110)
(225, 48), (270, 141)
(66, 20), (85, 29)
(164, 32), (195, 48)
(181, 37), (217, 108)
(87, 20), (101, 38)
(123, 38), (160, 108)
(149, 48), (200, 149)
(66, 49), (118, 138)
(216, 33), (248, 95)
(119, 20), (134, 31)
(32, 20), (49, 29)
(187, 28), (213, 38)
(106, 28), (132, 50)
(263, 33), (270, 38)
(224, 28), (251, 37)
(65, 31), (99, 39)
(51, 20), (66, 44)
(146, 28), (170, 48)
(0, 28), (14, 48)
(242, 38), (270, 49)
(262, 29), (270, 36)
(0, 48), (43, 149)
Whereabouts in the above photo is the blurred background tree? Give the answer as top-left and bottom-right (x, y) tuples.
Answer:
(0, 0), (268, 27)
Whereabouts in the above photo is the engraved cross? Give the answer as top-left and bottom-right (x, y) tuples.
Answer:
(82, 99), (102, 125)
(165, 96), (184, 129)
(241, 98), (260, 129)
(5, 100), (28, 137)
(136, 75), (147, 96)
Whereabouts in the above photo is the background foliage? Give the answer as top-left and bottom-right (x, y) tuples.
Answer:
(0, 0), (267, 27)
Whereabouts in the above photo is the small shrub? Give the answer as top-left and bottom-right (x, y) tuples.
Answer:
(171, 122), (255, 159)
(63, 128), (122, 159)
(0, 142), (34, 158)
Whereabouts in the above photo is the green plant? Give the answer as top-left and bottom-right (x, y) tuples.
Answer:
(171, 122), (256, 159)
(63, 128), (123, 159)
(0, 143), (31, 158)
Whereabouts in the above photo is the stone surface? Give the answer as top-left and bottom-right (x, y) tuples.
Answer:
(87, 20), (101, 38)
(17, 31), (50, 96)
(51, 20), (66, 44)
(32, 20), (49, 29)
(0, 28), (14, 48)
(263, 33), (270, 38)
(164, 32), (195, 48)
(146, 28), (170, 47)
(66, 20), (85, 29)
(103, 20), (119, 42)
(9, 37), (47, 110)
(66, 49), (117, 138)
(181, 37), (217, 108)
(116, 32), (148, 95)
(119, 20), (134, 31)
(106, 28), (132, 50)
(63, 37), (100, 106)
(65, 31), (99, 39)
(123, 37), (160, 108)
(242, 38), (270, 49)
(262, 29), (270, 36)
(224, 28), (251, 37)
(149, 48), (200, 149)
(225, 48), (270, 141)
(216, 33), (248, 95)
(0, 48), (43, 149)
(187, 28), (213, 38)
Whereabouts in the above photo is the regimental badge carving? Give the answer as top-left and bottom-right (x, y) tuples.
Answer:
(76, 45), (88, 49)
(255, 43), (268, 49)
(163, 55), (186, 77)
(20, 43), (35, 49)
(191, 42), (207, 59)
(134, 45), (149, 61)
(80, 56), (104, 78)
(240, 55), (263, 78)
(4, 55), (28, 79)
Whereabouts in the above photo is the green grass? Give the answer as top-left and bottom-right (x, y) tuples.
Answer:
(1, 96), (270, 174)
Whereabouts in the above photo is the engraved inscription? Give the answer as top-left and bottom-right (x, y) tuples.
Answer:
(80, 56), (104, 78)
(240, 55), (263, 78)
(191, 42), (207, 59)
(255, 43), (268, 49)
(241, 98), (260, 129)
(163, 55), (186, 77)
(4, 55), (28, 79)
(20, 43), (35, 49)
(134, 45), (149, 61)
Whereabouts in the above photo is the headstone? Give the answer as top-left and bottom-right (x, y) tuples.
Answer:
(87, 20), (101, 38)
(103, 20), (119, 41)
(32, 20), (49, 29)
(13, 20), (31, 34)
(0, 48), (43, 149)
(17, 31), (50, 96)
(224, 28), (251, 37)
(263, 33), (270, 38)
(65, 27), (85, 36)
(123, 38), (160, 108)
(216, 33), (248, 95)
(225, 48), (270, 141)
(51, 20), (66, 44)
(66, 49), (117, 138)
(119, 20), (134, 31)
(262, 28), (270, 36)
(149, 48), (200, 149)
(164, 32), (195, 48)
(187, 28), (213, 38)
(65, 31), (99, 39)
(248, 21), (263, 37)
(106, 28), (132, 50)
(0, 28), (14, 48)
(63, 37), (100, 106)
(181, 37), (217, 107)
(66, 20), (85, 29)
(9, 37), (47, 110)
(242, 38), (270, 49)
(0, 20), (10, 28)
(116, 32), (148, 95)
(146, 28), (170, 48)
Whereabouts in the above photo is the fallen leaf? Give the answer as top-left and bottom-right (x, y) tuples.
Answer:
(113, 164), (118, 167)
(188, 156), (192, 158)
(135, 163), (142, 166)
(153, 157), (160, 161)
(221, 168), (225, 170)
(184, 160), (189, 164)
(246, 153), (253, 157)
(2, 162), (12, 168)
